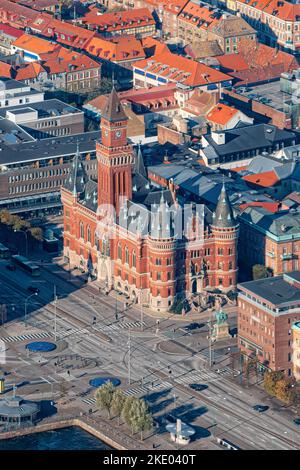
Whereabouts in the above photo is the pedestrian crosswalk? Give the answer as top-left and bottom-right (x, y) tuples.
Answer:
(94, 320), (146, 334)
(173, 367), (232, 386)
(123, 381), (172, 397)
(82, 397), (96, 406)
(1, 320), (147, 345)
(1, 331), (53, 344)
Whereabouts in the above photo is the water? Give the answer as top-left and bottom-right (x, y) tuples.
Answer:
(0, 426), (113, 450)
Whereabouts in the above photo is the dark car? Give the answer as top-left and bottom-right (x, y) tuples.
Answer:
(27, 286), (40, 294)
(189, 383), (208, 392)
(183, 322), (204, 331)
(293, 418), (300, 425)
(253, 405), (269, 413)
(5, 264), (16, 271)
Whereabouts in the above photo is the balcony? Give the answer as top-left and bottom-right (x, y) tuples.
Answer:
(280, 253), (293, 260)
(267, 251), (275, 258)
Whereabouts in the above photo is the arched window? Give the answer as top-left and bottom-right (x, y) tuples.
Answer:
(80, 222), (84, 239)
(125, 246), (129, 264)
(87, 225), (91, 243)
(95, 231), (99, 250)
(118, 243), (122, 260)
(132, 250), (136, 268)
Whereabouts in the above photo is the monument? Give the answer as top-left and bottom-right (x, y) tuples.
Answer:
(211, 309), (231, 341)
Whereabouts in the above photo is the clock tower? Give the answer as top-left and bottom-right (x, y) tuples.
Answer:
(97, 87), (134, 216)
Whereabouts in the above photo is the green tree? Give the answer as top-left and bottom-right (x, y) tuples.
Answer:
(111, 389), (126, 425)
(0, 209), (13, 225)
(95, 381), (116, 419)
(128, 398), (153, 441)
(252, 264), (269, 280)
(275, 377), (295, 404)
(121, 396), (136, 434)
(122, 397), (153, 440)
(29, 227), (43, 241)
(263, 371), (284, 396)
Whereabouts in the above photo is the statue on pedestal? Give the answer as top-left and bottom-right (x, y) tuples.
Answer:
(211, 309), (230, 341)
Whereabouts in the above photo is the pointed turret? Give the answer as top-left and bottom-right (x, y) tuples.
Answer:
(64, 142), (88, 196)
(212, 182), (236, 228)
(102, 87), (128, 123)
(134, 143), (147, 178)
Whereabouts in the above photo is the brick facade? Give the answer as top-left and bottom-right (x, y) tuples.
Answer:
(61, 89), (239, 312)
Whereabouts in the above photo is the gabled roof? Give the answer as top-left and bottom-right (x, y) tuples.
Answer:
(210, 14), (256, 38)
(238, 0), (300, 21)
(134, 51), (231, 87)
(0, 61), (14, 78)
(80, 7), (155, 32)
(15, 62), (46, 80)
(216, 38), (298, 83)
(206, 103), (239, 125)
(12, 33), (57, 55)
(141, 36), (169, 57)
(0, 23), (24, 39)
(184, 41), (223, 60)
(242, 170), (280, 188)
(84, 34), (145, 62)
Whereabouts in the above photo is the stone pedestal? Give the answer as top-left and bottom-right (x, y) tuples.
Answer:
(212, 321), (230, 341)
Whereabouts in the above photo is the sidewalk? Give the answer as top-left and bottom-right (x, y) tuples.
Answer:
(44, 256), (238, 324)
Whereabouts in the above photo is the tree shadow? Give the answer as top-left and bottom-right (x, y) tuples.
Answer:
(144, 387), (172, 403)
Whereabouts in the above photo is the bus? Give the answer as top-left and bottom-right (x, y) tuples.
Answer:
(0, 243), (10, 259)
(11, 255), (40, 277)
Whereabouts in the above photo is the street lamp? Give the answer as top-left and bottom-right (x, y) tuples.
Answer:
(14, 229), (29, 257)
(24, 293), (38, 325)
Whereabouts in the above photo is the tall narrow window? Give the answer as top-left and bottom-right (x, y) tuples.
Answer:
(80, 222), (84, 239)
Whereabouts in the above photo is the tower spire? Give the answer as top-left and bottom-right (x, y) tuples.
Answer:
(63, 140), (88, 196)
(134, 143), (147, 178)
(102, 87), (127, 123)
(212, 182), (236, 228)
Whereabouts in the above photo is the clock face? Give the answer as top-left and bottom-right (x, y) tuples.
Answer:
(115, 130), (122, 139)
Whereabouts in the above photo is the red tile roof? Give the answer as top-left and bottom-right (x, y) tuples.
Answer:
(242, 170), (280, 188)
(11, 0), (60, 11)
(15, 61), (45, 80)
(238, 0), (300, 21)
(216, 53), (249, 72)
(85, 34), (145, 62)
(134, 51), (232, 87)
(80, 7), (155, 33)
(141, 36), (169, 57)
(12, 33), (57, 55)
(0, 22), (24, 38)
(216, 38), (299, 83)
(178, 1), (220, 30)
(239, 201), (286, 213)
(143, 0), (188, 15)
(206, 103), (239, 125)
(0, 61), (14, 78)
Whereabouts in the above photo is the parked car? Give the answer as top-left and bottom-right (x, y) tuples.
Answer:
(27, 286), (40, 294)
(183, 322), (204, 332)
(253, 405), (269, 413)
(293, 418), (300, 425)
